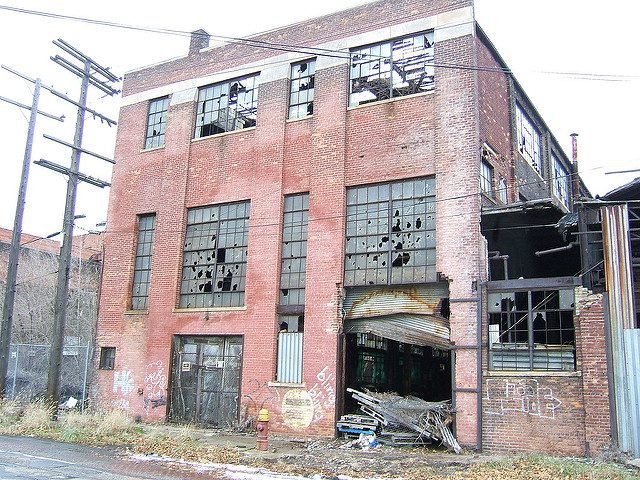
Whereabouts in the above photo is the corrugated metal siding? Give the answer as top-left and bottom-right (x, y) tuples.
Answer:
(277, 332), (303, 383)
(602, 205), (639, 456)
(623, 329), (640, 457)
(343, 283), (450, 348)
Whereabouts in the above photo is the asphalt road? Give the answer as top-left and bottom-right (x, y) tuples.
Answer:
(0, 435), (212, 479)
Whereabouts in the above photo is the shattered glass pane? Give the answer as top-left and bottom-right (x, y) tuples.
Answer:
(350, 31), (434, 107)
(289, 59), (316, 119)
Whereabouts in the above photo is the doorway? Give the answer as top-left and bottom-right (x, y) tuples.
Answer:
(169, 335), (243, 426)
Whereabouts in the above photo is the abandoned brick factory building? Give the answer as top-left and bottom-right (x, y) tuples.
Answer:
(94, 0), (640, 456)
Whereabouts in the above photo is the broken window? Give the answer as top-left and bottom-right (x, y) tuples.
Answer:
(276, 193), (308, 383)
(131, 213), (156, 310)
(344, 178), (436, 286)
(145, 97), (168, 149)
(180, 201), (250, 308)
(194, 74), (258, 138)
(99, 347), (116, 370)
(498, 176), (508, 204)
(552, 154), (571, 209)
(289, 59), (315, 119)
(515, 103), (541, 173)
(349, 31), (434, 107)
(488, 289), (575, 371)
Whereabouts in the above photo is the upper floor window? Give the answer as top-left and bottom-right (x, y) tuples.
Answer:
(180, 201), (250, 308)
(145, 97), (168, 149)
(131, 213), (156, 310)
(195, 74), (258, 138)
(289, 60), (315, 119)
(552, 154), (571, 209)
(350, 32), (435, 107)
(498, 176), (508, 204)
(345, 178), (436, 286)
(481, 161), (493, 197)
(515, 103), (541, 173)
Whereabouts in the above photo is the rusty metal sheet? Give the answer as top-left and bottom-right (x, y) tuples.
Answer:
(344, 313), (450, 349)
(343, 283), (449, 319)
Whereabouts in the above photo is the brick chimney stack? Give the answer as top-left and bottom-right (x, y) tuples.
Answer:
(189, 29), (209, 55)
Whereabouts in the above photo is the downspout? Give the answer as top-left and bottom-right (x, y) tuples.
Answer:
(476, 286), (483, 452)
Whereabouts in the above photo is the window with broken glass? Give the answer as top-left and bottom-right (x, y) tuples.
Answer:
(145, 97), (168, 149)
(552, 154), (571, 209)
(194, 75), (258, 138)
(276, 193), (308, 383)
(289, 60), (315, 119)
(488, 289), (575, 371)
(515, 103), (541, 173)
(345, 178), (436, 286)
(481, 161), (493, 196)
(349, 31), (435, 107)
(180, 201), (250, 308)
(131, 213), (156, 310)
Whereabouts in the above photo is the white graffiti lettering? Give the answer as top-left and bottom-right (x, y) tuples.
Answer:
(484, 378), (562, 420)
(308, 366), (336, 423)
(113, 370), (134, 396)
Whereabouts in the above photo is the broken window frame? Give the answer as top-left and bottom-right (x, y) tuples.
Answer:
(488, 289), (576, 371)
(344, 178), (436, 287)
(515, 103), (541, 174)
(349, 31), (435, 107)
(131, 213), (156, 310)
(276, 193), (308, 383)
(145, 97), (168, 149)
(99, 347), (116, 370)
(552, 154), (571, 209)
(194, 74), (259, 138)
(289, 59), (316, 119)
(180, 201), (250, 308)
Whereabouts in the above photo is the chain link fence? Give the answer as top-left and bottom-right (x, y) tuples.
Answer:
(6, 343), (92, 410)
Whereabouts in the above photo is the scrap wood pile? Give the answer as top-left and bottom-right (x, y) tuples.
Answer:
(339, 388), (462, 453)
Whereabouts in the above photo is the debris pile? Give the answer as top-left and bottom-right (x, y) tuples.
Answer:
(340, 388), (462, 453)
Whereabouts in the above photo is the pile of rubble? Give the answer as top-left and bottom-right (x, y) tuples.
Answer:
(338, 388), (462, 453)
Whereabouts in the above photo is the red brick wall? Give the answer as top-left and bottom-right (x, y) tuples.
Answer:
(96, 0), (484, 446)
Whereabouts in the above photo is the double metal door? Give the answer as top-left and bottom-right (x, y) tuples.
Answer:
(170, 336), (243, 426)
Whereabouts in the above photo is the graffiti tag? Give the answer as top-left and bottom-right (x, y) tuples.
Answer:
(485, 378), (562, 420)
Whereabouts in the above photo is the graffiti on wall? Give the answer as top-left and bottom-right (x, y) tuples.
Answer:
(484, 378), (562, 420)
(307, 366), (336, 424)
(113, 370), (134, 396)
(143, 361), (168, 414)
(243, 379), (280, 413)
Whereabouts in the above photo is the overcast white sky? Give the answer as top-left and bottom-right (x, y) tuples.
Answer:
(0, 1), (638, 238)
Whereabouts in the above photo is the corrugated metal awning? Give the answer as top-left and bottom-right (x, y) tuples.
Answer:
(343, 283), (450, 348)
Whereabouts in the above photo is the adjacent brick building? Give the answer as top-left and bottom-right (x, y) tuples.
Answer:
(94, 0), (615, 454)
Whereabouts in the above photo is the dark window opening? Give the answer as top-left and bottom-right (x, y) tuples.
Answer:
(131, 213), (156, 310)
(99, 347), (116, 370)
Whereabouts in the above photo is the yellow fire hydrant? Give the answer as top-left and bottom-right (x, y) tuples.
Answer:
(256, 408), (269, 451)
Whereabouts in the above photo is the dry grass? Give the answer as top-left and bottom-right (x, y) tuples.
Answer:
(96, 408), (135, 435)
(19, 401), (53, 430)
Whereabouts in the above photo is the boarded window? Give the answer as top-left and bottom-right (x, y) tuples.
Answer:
(345, 178), (436, 286)
(488, 289), (575, 371)
(131, 213), (156, 310)
(276, 193), (308, 383)
(515, 103), (541, 173)
(350, 32), (434, 107)
(289, 60), (315, 119)
(145, 97), (168, 149)
(195, 74), (259, 138)
(180, 201), (250, 308)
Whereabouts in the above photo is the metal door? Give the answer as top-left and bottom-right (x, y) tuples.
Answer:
(169, 335), (243, 426)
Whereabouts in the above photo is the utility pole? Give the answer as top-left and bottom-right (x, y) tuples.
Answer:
(39, 39), (119, 416)
(0, 67), (64, 398)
